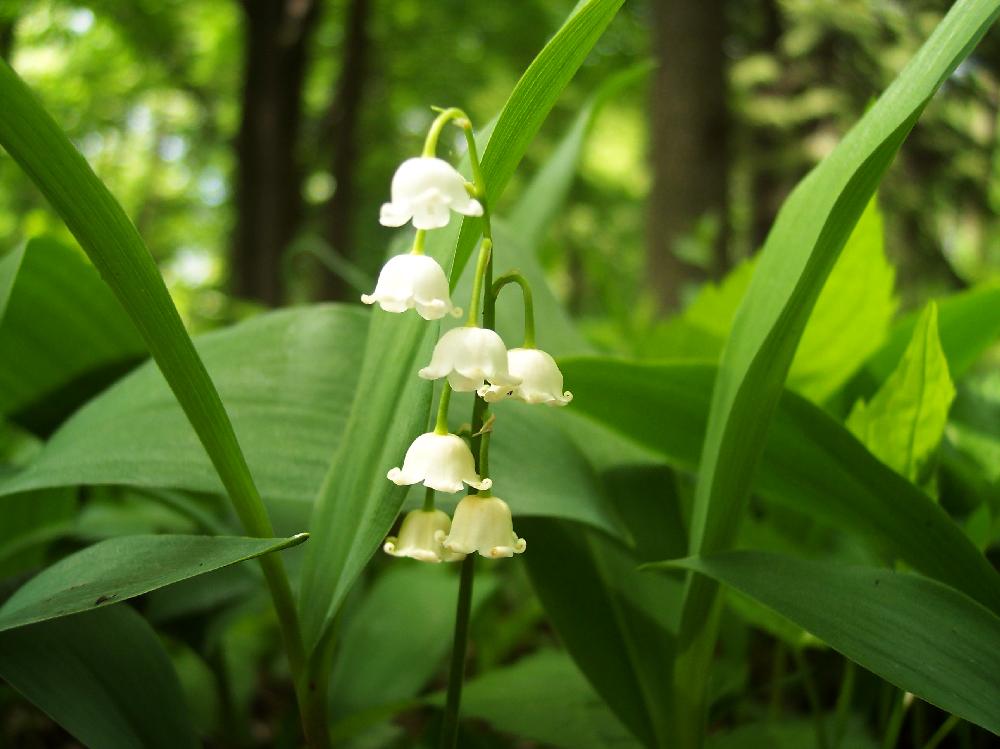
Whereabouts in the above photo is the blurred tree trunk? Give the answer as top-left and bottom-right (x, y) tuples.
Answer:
(321, 0), (372, 300)
(232, 0), (319, 306)
(0, 14), (16, 61)
(648, 0), (729, 311)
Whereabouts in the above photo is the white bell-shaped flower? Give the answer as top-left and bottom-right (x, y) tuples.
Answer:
(439, 495), (526, 559)
(361, 253), (462, 320)
(380, 157), (484, 230)
(387, 431), (491, 493)
(383, 509), (465, 563)
(419, 327), (521, 392)
(478, 347), (573, 406)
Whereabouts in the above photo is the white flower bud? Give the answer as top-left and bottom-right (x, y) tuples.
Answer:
(379, 157), (483, 230)
(439, 495), (526, 559)
(419, 327), (521, 393)
(383, 509), (465, 563)
(361, 253), (462, 320)
(478, 348), (573, 406)
(387, 431), (491, 493)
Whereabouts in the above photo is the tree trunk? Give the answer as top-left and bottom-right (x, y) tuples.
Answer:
(320, 0), (373, 301)
(232, 0), (319, 306)
(648, 0), (729, 310)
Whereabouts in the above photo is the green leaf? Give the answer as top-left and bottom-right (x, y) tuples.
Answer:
(847, 303), (955, 483)
(448, 0), (626, 286)
(0, 55), (287, 616)
(674, 0), (1000, 738)
(0, 533), (307, 632)
(558, 357), (1000, 615)
(663, 551), (1000, 735)
(708, 717), (876, 749)
(430, 650), (640, 749)
(0, 488), (76, 578)
(0, 237), (145, 432)
(0, 605), (198, 748)
(298, 0), (625, 658)
(652, 197), (897, 404)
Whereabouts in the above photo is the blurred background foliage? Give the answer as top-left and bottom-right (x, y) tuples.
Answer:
(2, 0), (997, 340)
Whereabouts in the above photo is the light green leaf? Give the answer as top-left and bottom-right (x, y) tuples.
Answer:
(0, 237), (145, 431)
(0, 533), (307, 632)
(847, 303), (955, 483)
(298, 0), (625, 658)
(431, 650), (640, 749)
(558, 357), (1000, 615)
(0, 605), (198, 748)
(675, 1), (1000, 738)
(664, 551), (1000, 735)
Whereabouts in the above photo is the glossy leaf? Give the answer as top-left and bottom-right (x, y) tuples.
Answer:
(559, 357), (1000, 615)
(664, 551), (1000, 735)
(0, 533), (307, 632)
(433, 650), (640, 749)
(847, 303), (955, 482)
(0, 605), (197, 748)
(0, 237), (145, 432)
(674, 1), (1000, 739)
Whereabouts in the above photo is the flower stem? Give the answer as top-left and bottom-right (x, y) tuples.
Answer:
(423, 107), (466, 157)
(434, 382), (453, 435)
(466, 238), (493, 325)
(490, 271), (535, 348)
(440, 554), (475, 749)
(922, 715), (960, 749)
(411, 229), (426, 255)
(423, 486), (436, 512)
(477, 429), (492, 496)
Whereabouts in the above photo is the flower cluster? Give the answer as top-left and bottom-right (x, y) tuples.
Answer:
(363, 107), (572, 564)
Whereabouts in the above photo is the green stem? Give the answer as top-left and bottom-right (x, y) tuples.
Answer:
(423, 486), (436, 512)
(490, 271), (535, 348)
(832, 659), (856, 748)
(466, 239), (493, 326)
(922, 715), (960, 749)
(477, 429), (492, 495)
(423, 107), (467, 157)
(882, 693), (908, 749)
(434, 382), (453, 434)
(412, 229), (427, 255)
(440, 554), (476, 749)
(792, 648), (829, 749)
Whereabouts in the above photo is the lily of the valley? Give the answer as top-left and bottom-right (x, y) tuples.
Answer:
(419, 326), (521, 392)
(361, 253), (462, 320)
(478, 347), (573, 406)
(388, 431), (491, 493)
(384, 509), (465, 563)
(380, 157), (483, 230)
(439, 494), (526, 559)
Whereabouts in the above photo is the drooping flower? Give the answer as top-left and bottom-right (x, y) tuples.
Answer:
(383, 509), (465, 563)
(361, 253), (462, 320)
(388, 431), (491, 493)
(439, 495), (526, 559)
(478, 348), (573, 406)
(379, 157), (483, 230)
(419, 327), (521, 393)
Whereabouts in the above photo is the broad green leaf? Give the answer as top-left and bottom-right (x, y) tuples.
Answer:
(329, 564), (496, 722)
(299, 0), (625, 658)
(675, 2), (1000, 740)
(430, 650), (640, 749)
(708, 717), (876, 749)
(0, 306), (620, 537)
(0, 56), (288, 627)
(0, 305), (368, 513)
(653, 198), (897, 404)
(0, 237), (145, 433)
(0, 244), (23, 322)
(0, 488), (75, 578)
(448, 0), (625, 286)
(0, 533), (306, 632)
(664, 551), (1000, 735)
(0, 605), (197, 748)
(844, 282), (1000, 408)
(847, 303), (955, 483)
(521, 516), (675, 748)
(558, 357), (1000, 615)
